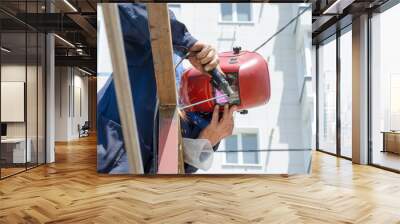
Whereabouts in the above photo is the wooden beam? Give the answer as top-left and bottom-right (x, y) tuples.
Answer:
(101, 4), (144, 174)
(158, 108), (180, 174)
(147, 3), (184, 174)
(178, 122), (185, 174)
(147, 3), (177, 106)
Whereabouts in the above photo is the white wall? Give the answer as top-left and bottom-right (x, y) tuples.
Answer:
(1, 63), (46, 164)
(1, 65), (39, 136)
(1, 65), (27, 139)
(73, 73), (89, 137)
(55, 67), (89, 141)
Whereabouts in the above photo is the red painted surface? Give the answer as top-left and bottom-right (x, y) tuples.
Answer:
(157, 109), (179, 174)
(179, 50), (271, 112)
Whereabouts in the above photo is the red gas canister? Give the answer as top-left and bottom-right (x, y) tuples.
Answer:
(179, 49), (271, 112)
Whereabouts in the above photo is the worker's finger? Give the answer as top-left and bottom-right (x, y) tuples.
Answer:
(188, 57), (205, 73)
(229, 106), (237, 120)
(230, 105), (238, 114)
(196, 45), (212, 60)
(222, 104), (229, 120)
(200, 49), (215, 65)
(210, 105), (219, 125)
(204, 57), (219, 72)
(189, 41), (204, 52)
(224, 105), (235, 121)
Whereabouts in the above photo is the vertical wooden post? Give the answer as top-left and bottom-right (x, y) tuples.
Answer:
(147, 3), (184, 174)
(101, 4), (144, 174)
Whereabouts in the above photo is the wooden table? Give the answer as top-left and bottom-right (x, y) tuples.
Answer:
(381, 131), (400, 154)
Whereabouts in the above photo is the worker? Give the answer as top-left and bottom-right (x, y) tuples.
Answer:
(97, 3), (237, 174)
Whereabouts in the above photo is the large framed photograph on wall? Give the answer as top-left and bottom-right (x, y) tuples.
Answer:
(97, 3), (313, 175)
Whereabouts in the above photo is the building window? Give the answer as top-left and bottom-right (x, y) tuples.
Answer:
(220, 3), (252, 23)
(225, 135), (238, 163)
(224, 133), (259, 165)
(236, 3), (251, 22)
(168, 4), (181, 20)
(221, 3), (233, 21)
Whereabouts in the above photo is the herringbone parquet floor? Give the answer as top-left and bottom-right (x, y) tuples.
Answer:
(1, 135), (400, 224)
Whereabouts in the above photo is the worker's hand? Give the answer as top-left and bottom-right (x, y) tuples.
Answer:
(189, 41), (219, 73)
(198, 104), (237, 146)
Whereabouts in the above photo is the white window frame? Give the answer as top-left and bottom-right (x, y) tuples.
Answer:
(222, 128), (261, 167)
(168, 3), (181, 20)
(219, 3), (253, 24)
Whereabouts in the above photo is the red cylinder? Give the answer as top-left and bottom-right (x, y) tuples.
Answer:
(179, 50), (271, 112)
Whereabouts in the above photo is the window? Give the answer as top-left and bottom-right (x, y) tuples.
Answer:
(242, 134), (258, 164)
(339, 27), (352, 158)
(224, 133), (259, 165)
(390, 74), (400, 130)
(318, 35), (337, 154)
(236, 4), (251, 22)
(220, 3), (252, 23)
(168, 4), (181, 20)
(0, 1), (47, 179)
(225, 135), (238, 163)
(221, 3), (233, 21)
(371, 3), (400, 171)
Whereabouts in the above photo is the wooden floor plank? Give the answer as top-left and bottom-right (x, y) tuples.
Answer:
(0, 135), (400, 223)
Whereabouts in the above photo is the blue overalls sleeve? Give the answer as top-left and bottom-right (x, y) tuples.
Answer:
(169, 10), (198, 56)
(118, 3), (197, 60)
(97, 3), (201, 174)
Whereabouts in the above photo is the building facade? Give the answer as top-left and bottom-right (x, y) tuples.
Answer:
(171, 3), (314, 173)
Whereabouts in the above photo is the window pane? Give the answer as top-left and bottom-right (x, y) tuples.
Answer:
(340, 28), (352, 158)
(26, 0), (40, 168)
(27, 31), (38, 169)
(391, 75), (400, 130)
(38, 32), (46, 165)
(242, 134), (258, 164)
(371, 3), (400, 171)
(237, 3), (251, 22)
(1, 31), (28, 177)
(318, 36), (337, 154)
(168, 4), (181, 20)
(221, 3), (233, 21)
(225, 135), (238, 163)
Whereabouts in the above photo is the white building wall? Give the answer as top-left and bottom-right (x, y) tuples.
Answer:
(55, 67), (89, 141)
(175, 3), (312, 173)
